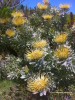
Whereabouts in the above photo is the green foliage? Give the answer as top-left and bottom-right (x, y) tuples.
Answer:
(0, 10), (33, 57)
(0, 80), (16, 100)
(0, 7), (11, 18)
(0, 0), (75, 97)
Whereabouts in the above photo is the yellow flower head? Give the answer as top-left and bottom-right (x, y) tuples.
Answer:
(55, 47), (70, 60)
(37, 3), (48, 10)
(6, 29), (15, 37)
(33, 40), (47, 49)
(54, 34), (68, 44)
(12, 17), (27, 26)
(27, 74), (49, 93)
(11, 11), (24, 17)
(43, 0), (49, 5)
(0, 18), (9, 24)
(42, 15), (53, 20)
(59, 4), (70, 10)
(26, 50), (44, 60)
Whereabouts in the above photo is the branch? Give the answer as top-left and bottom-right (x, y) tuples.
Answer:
(10, 0), (26, 9)
(50, 92), (73, 94)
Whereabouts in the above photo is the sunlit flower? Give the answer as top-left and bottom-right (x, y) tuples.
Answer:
(0, 18), (9, 24)
(42, 15), (53, 20)
(43, 0), (49, 5)
(59, 4), (70, 10)
(37, 3), (48, 10)
(54, 34), (68, 44)
(26, 50), (44, 60)
(12, 17), (27, 26)
(33, 40), (47, 49)
(6, 29), (15, 37)
(27, 74), (50, 93)
(55, 47), (70, 60)
(11, 11), (24, 17)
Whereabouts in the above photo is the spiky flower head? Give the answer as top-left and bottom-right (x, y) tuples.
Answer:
(37, 3), (48, 10)
(59, 4), (70, 10)
(12, 17), (27, 26)
(11, 11), (24, 17)
(27, 74), (50, 94)
(54, 34), (68, 44)
(26, 50), (44, 61)
(55, 47), (70, 60)
(6, 29), (15, 37)
(42, 15), (53, 20)
(33, 40), (47, 49)
(43, 0), (49, 5)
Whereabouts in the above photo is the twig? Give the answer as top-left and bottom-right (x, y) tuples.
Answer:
(10, 0), (26, 9)
(50, 92), (73, 94)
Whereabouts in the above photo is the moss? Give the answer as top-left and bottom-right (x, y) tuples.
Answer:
(0, 80), (16, 99)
